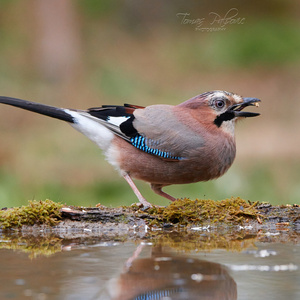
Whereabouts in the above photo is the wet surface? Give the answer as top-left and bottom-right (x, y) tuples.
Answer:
(0, 227), (299, 300)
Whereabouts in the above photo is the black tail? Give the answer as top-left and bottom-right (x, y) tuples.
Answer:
(0, 96), (75, 123)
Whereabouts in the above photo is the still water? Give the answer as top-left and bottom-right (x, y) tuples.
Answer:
(0, 228), (299, 300)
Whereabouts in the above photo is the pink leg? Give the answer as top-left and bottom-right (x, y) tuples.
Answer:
(151, 184), (177, 202)
(123, 173), (152, 207)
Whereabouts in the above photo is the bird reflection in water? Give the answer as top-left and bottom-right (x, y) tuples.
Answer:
(108, 243), (237, 300)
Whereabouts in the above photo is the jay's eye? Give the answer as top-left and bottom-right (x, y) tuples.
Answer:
(214, 99), (225, 109)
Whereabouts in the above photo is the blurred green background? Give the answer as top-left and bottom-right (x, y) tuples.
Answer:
(0, 0), (299, 207)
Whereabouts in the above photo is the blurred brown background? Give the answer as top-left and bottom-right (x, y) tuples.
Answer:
(0, 0), (299, 207)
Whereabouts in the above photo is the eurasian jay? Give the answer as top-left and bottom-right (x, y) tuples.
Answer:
(0, 91), (260, 207)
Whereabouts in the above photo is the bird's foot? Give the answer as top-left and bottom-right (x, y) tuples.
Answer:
(133, 200), (153, 211)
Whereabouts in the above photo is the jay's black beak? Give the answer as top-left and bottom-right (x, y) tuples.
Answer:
(230, 97), (261, 118)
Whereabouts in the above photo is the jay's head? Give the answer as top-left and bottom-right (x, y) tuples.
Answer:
(180, 90), (260, 135)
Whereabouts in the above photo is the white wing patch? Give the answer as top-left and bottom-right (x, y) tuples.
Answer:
(107, 116), (130, 126)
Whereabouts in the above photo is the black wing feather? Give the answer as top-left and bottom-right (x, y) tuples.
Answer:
(87, 104), (139, 137)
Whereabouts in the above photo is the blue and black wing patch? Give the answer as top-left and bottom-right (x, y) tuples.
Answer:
(130, 134), (183, 160)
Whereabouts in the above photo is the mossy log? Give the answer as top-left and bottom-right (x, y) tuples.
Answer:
(1, 198), (299, 231)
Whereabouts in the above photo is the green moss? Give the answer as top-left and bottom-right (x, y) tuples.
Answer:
(0, 235), (62, 258)
(0, 199), (63, 229)
(149, 231), (257, 253)
(147, 197), (260, 225)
